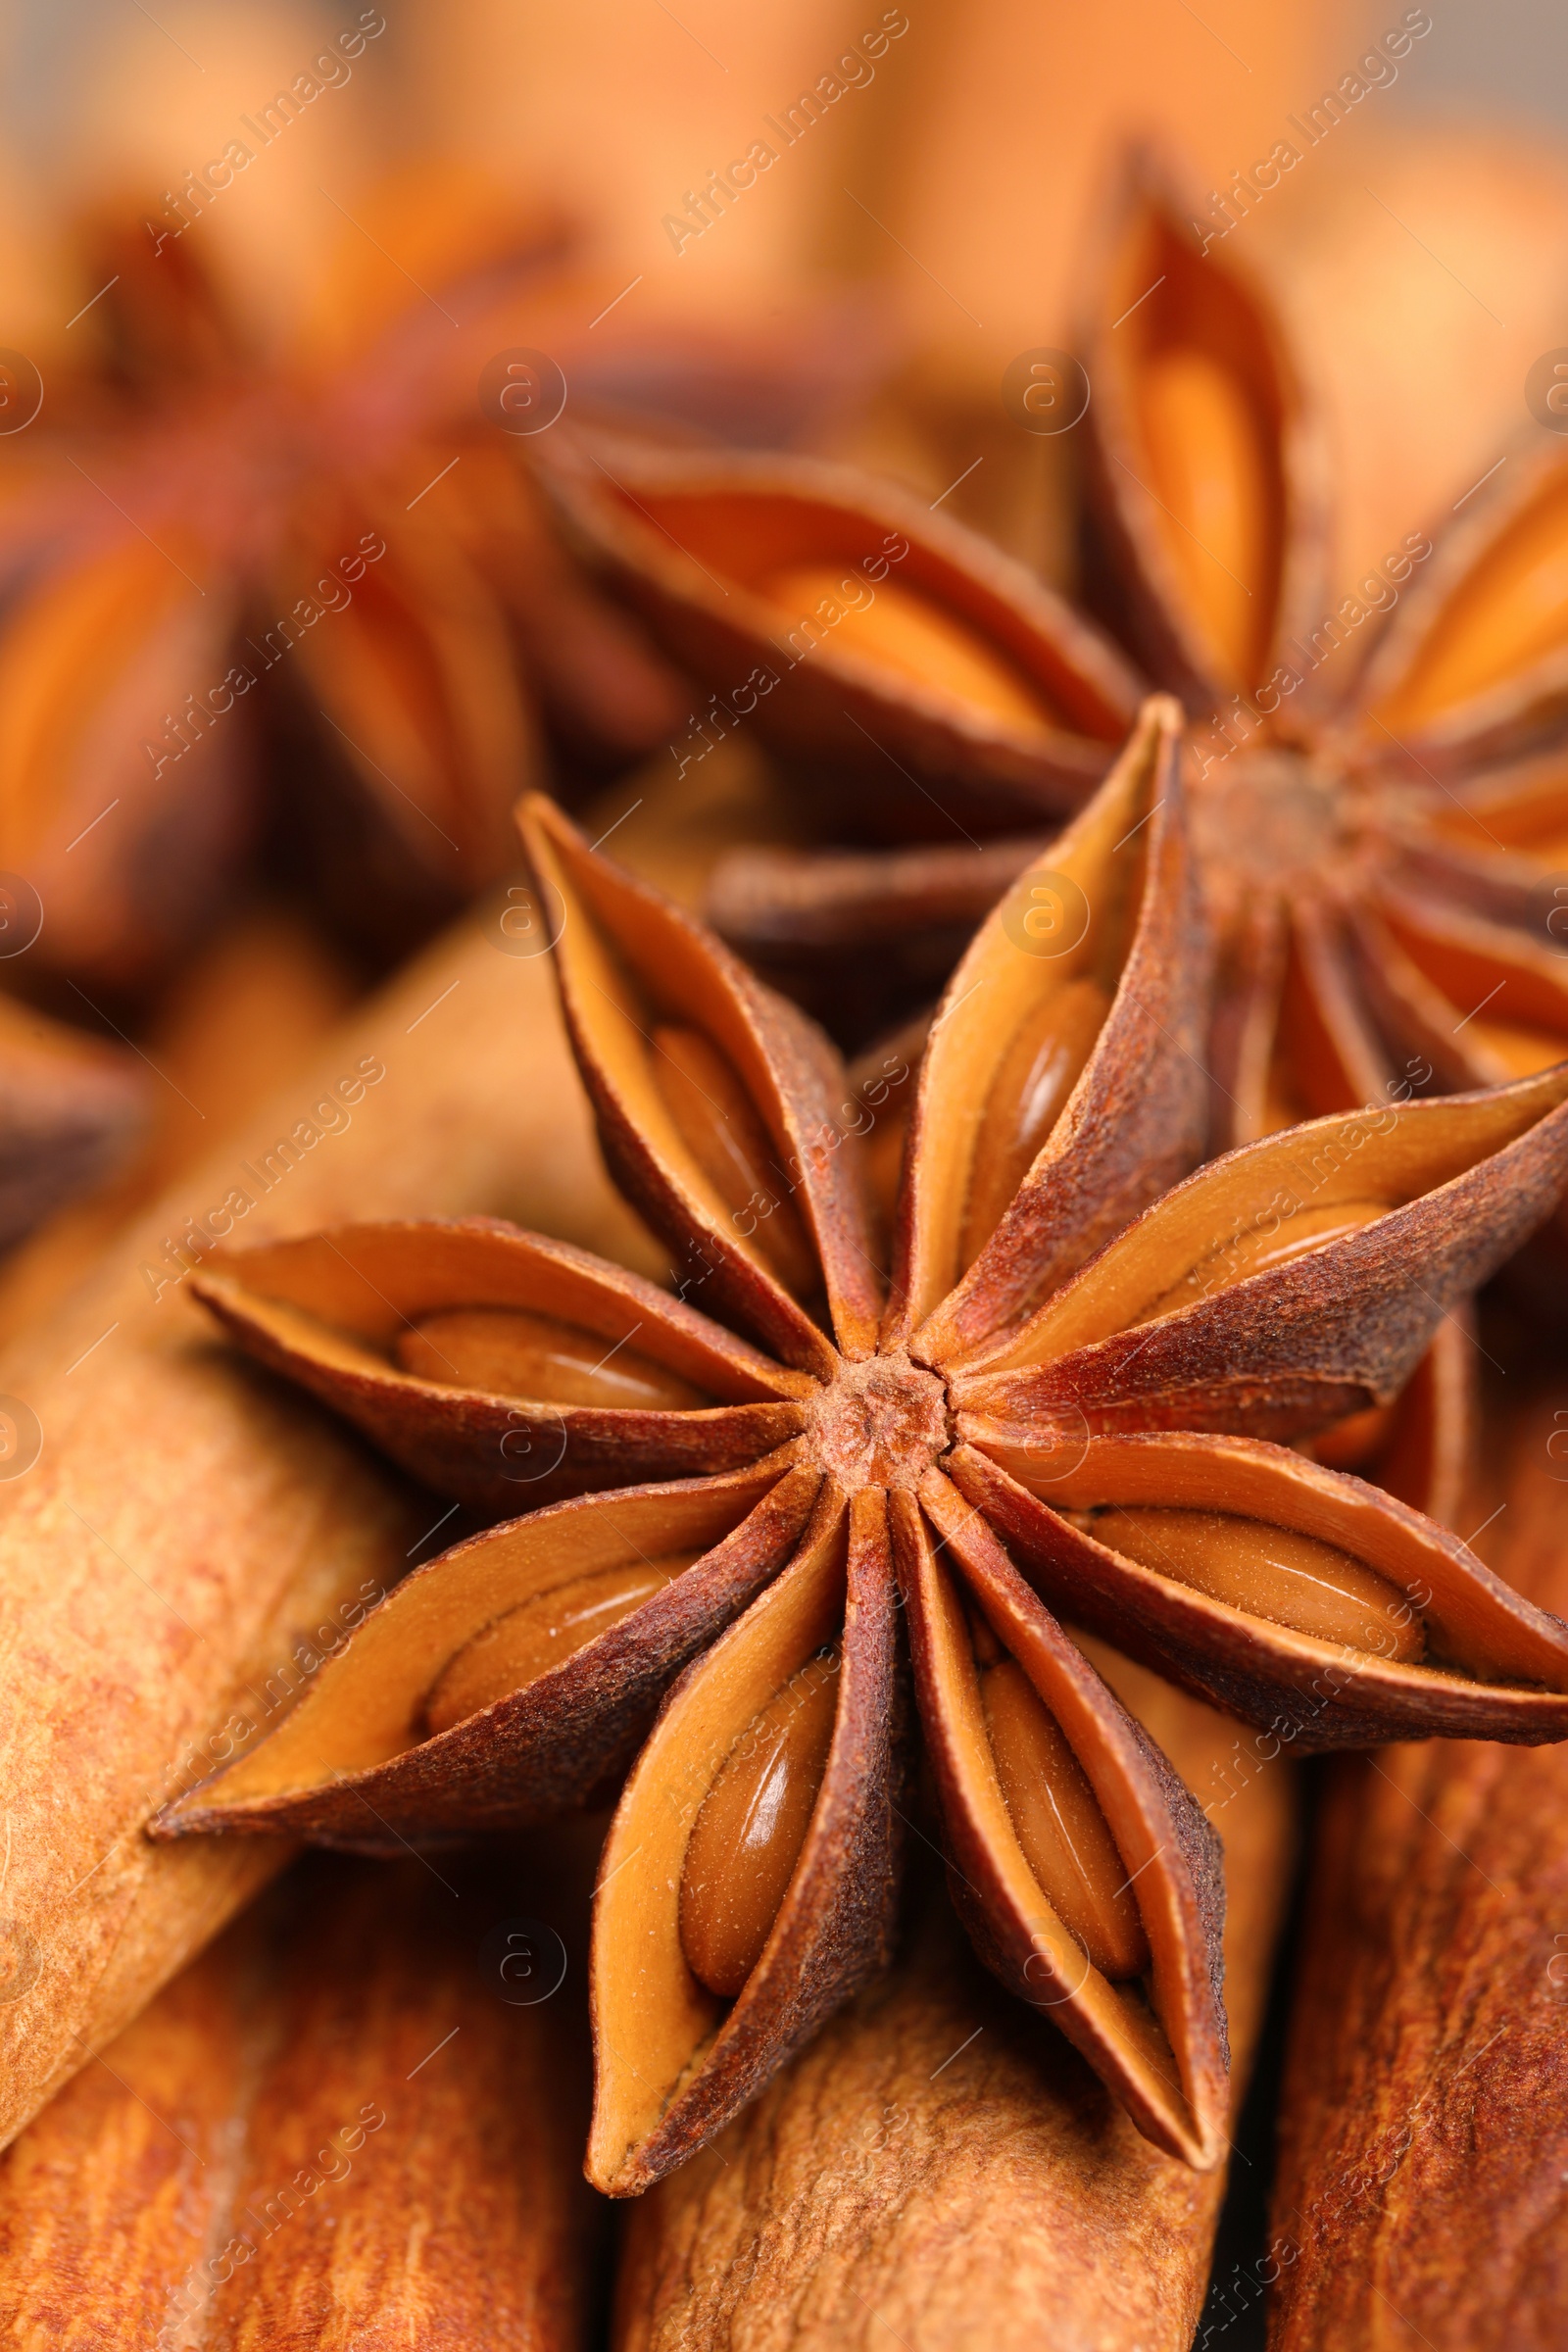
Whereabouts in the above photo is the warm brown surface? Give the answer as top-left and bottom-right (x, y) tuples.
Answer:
(0, 1852), (595, 2350)
(613, 1662), (1296, 2352)
(1268, 1369), (1568, 2350)
(0, 901), (658, 2151)
(0, 906), (357, 1348)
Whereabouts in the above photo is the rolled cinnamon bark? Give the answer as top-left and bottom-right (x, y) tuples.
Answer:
(1268, 1374), (1568, 2351)
(614, 1650), (1297, 2352)
(0, 902), (658, 2148)
(0, 1850), (595, 2347)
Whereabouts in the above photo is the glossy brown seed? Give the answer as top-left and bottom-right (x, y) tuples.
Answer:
(650, 1024), (818, 1297)
(1090, 1507), (1426, 1662)
(678, 1646), (841, 1998)
(960, 977), (1112, 1269)
(1136, 1198), (1391, 1326)
(757, 564), (1053, 736)
(422, 1551), (702, 1735)
(1135, 347), (1270, 688)
(980, 1655), (1150, 1981)
(395, 1306), (710, 1409)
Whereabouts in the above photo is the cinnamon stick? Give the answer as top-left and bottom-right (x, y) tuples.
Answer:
(0, 1850), (594, 2348)
(1268, 1369), (1568, 2350)
(0, 901), (658, 2149)
(0, 906), (358, 1347)
(614, 1654), (1296, 2352)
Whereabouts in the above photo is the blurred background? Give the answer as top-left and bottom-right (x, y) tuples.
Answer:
(0, 0), (1565, 1314)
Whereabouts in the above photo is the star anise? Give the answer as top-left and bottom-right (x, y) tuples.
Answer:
(156, 704), (1568, 2195)
(537, 152), (1568, 1140)
(0, 170), (861, 984)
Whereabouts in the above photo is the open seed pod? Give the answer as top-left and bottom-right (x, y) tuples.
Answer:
(696, 142), (1568, 1167)
(541, 429), (1143, 836)
(191, 1218), (811, 1514)
(164, 699), (1568, 2194)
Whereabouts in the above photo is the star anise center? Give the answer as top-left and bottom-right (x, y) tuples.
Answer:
(1187, 746), (1383, 933)
(806, 1348), (950, 1492)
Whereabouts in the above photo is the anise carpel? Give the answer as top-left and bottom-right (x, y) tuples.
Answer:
(1, 171), (862, 982)
(544, 152), (1568, 1144)
(158, 702), (1568, 2197)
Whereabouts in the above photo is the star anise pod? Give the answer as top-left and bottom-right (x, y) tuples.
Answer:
(156, 702), (1568, 2196)
(538, 151), (1568, 1134)
(0, 169), (864, 984)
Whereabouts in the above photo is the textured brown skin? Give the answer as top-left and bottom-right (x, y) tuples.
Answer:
(543, 432), (1142, 832)
(165, 1461), (821, 1847)
(1268, 1376), (1568, 2349)
(904, 702), (1212, 1356)
(897, 1481), (1229, 2166)
(951, 1442), (1568, 1747)
(195, 1275), (805, 1513)
(707, 837), (1046, 956)
(0, 909), (657, 2151)
(606, 1487), (906, 2192)
(1078, 145), (1332, 718)
(613, 1671), (1297, 2352)
(188, 1217), (810, 1514)
(0, 1852), (594, 2350)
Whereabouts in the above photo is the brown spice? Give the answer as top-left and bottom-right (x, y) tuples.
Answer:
(612, 1655), (1296, 2352)
(0, 1850), (594, 2348)
(1268, 1372), (1568, 2350)
(163, 710), (1568, 2196)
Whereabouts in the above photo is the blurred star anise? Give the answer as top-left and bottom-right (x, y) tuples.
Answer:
(0, 169), (863, 985)
(539, 153), (1568, 1146)
(159, 704), (1568, 2193)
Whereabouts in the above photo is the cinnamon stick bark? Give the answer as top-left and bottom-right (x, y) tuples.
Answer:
(0, 906), (358, 1347)
(0, 901), (658, 2149)
(0, 1851), (594, 2349)
(614, 1654), (1296, 2352)
(1267, 1370), (1568, 2351)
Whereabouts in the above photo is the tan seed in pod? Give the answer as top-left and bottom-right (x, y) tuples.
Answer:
(960, 976), (1113, 1268)
(679, 1646), (841, 1997)
(422, 1551), (702, 1736)
(650, 1024), (818, 1296)
(1137, 1198), (1392, 1324)
(395, 1306), (710, 1409)
(1135, 346), (1271, 688)
(1092, 1507), (1425, 1661)
(757, 564), (1053, 736)
(975, 1624), (1150, 1980)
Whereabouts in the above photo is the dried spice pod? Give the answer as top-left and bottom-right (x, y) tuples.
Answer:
(0, 1852), (594, 2348)
(0, 166), (872, 980)
(1267, 1375), (1568, 2351)
(0, 992), (144, 1250)
(696, 144), (1568, 1140)
(542, 429), (1142, 836)
(613, 1641), (1298, 2352)
(192, 1219), (810, 1513)
(167, 703), (1568, 2194)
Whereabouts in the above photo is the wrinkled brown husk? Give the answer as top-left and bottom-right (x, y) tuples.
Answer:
(1267, 1368), (1568, 2349)
(0, 899), (657, 2150)
(0, 1848), (595, 2348)
(613, 1661), (1297, 2352)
